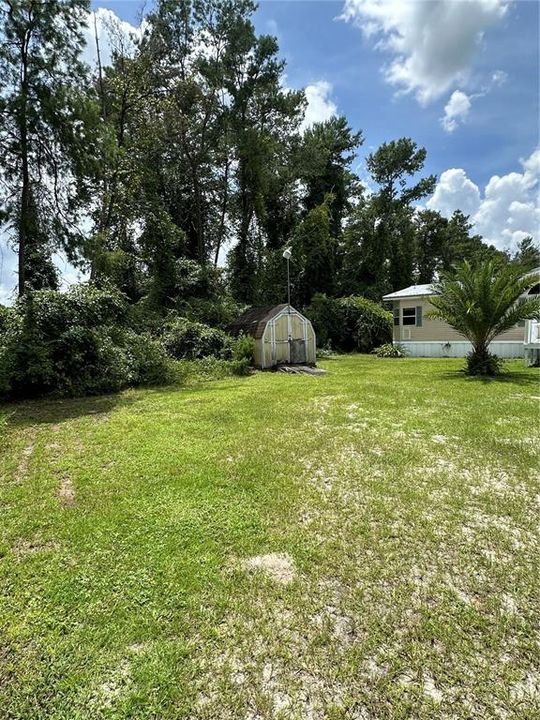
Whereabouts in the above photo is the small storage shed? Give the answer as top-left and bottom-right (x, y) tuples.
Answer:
(230, 304), (316, 369)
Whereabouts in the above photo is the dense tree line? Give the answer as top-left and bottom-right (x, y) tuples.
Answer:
(0, 0), (538, 397)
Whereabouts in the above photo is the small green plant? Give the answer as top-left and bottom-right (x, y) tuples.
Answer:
(316, 345), (335, 359)
(373, 342), (407, 358)
(174, 357), (252, 382)
(231, 333), (255, 364)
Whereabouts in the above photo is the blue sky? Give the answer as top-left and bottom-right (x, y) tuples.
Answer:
(1, 0), (538, 302)
(255, 0), (538, 187)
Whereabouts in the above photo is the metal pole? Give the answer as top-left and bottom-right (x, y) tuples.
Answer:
(287, 256), (291, 311)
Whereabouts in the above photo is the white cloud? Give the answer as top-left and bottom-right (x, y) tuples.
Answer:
(301, 81), (337, 130)
(440, 70), (507, 133)
(427, 147), (540, 251)
(522, 147), (540, 180)
(491, 69), (508, 87)
(441, 90), (472, 132)
(428, 168), (482, 217)
(82, 8), (142, 69)
(340, 0), (508, 104)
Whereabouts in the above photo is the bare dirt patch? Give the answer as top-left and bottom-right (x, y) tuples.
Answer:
(12, 538), (59, 559)
(510, 671), (540, 702)
(14, 432), (37, 482)
(243, 553), (296, 584)
(92, 658), (132, 709)
(57, 474), (76, 507)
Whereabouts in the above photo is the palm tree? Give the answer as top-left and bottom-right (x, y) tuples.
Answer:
(428, 261), (540, 375)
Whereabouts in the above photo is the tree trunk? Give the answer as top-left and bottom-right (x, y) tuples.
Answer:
(214, 156), (230, 267)
(17, 28), (31, 296)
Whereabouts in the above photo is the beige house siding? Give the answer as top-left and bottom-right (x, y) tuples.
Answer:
(391, 297), (525, 343)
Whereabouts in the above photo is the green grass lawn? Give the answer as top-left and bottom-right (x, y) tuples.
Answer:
(1, 355), (539, 719)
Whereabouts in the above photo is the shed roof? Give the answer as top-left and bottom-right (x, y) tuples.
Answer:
(383, 283), (436, 300)
(229, 304), (291, 339)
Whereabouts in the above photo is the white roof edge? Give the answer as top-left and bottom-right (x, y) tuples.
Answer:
(383, 284), (436, 300)
(384, 267), (540, 301)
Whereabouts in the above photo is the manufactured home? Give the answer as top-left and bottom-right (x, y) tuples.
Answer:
(383, 269), (540, 360)
(229, 304), (316, 369)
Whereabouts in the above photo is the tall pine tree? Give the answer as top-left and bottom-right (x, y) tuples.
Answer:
(0, 0), (97, 295)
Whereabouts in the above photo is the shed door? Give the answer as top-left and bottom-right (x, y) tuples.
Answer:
(290, 338), (306, 364)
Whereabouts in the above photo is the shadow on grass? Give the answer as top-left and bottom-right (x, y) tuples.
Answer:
(1, 392), (135, 430)
(435, 368), (540, 387)
(0, 374), (255, 429)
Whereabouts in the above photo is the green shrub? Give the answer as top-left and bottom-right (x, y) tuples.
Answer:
(0, 284), (173, 399)
(465, 349), (504, 376)
(306, 293), (392, 353)
(0, 346), (11, 397)
(304, 294), (342, 348)
(231, 333), (255, 363)
(161, 317), (233, 360)
(122, 331), (174, 386)
(230, 358), (252, 375)
(373, 343), (407, 358)
(339, 296), (393, 352)
(316, 344), (336, 359)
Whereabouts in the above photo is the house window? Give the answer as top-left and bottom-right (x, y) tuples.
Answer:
(402, 307), (416, 325)
(393, 307), (400, 326)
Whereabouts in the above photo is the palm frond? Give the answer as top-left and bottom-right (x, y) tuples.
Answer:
(427, 262), (539, 351)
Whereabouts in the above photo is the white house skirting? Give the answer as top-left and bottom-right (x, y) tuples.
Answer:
(398, 341), (524, 358)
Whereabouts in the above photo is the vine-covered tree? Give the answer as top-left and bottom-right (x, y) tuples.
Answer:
(341, 138), (436, 298)
(299, 116), (363, 237)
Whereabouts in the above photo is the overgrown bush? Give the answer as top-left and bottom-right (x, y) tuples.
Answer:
(122, 331), (174, 386)
(306, 293), (392, 353)
(305, 294), (342, 348)
(161, 317), (233, 360)
(339, 296), (393, 352)
(0, 285), (172, 399)
(373, 343), (407, 358)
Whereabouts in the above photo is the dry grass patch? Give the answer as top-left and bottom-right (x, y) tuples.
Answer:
(243, 553), (297, 584)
